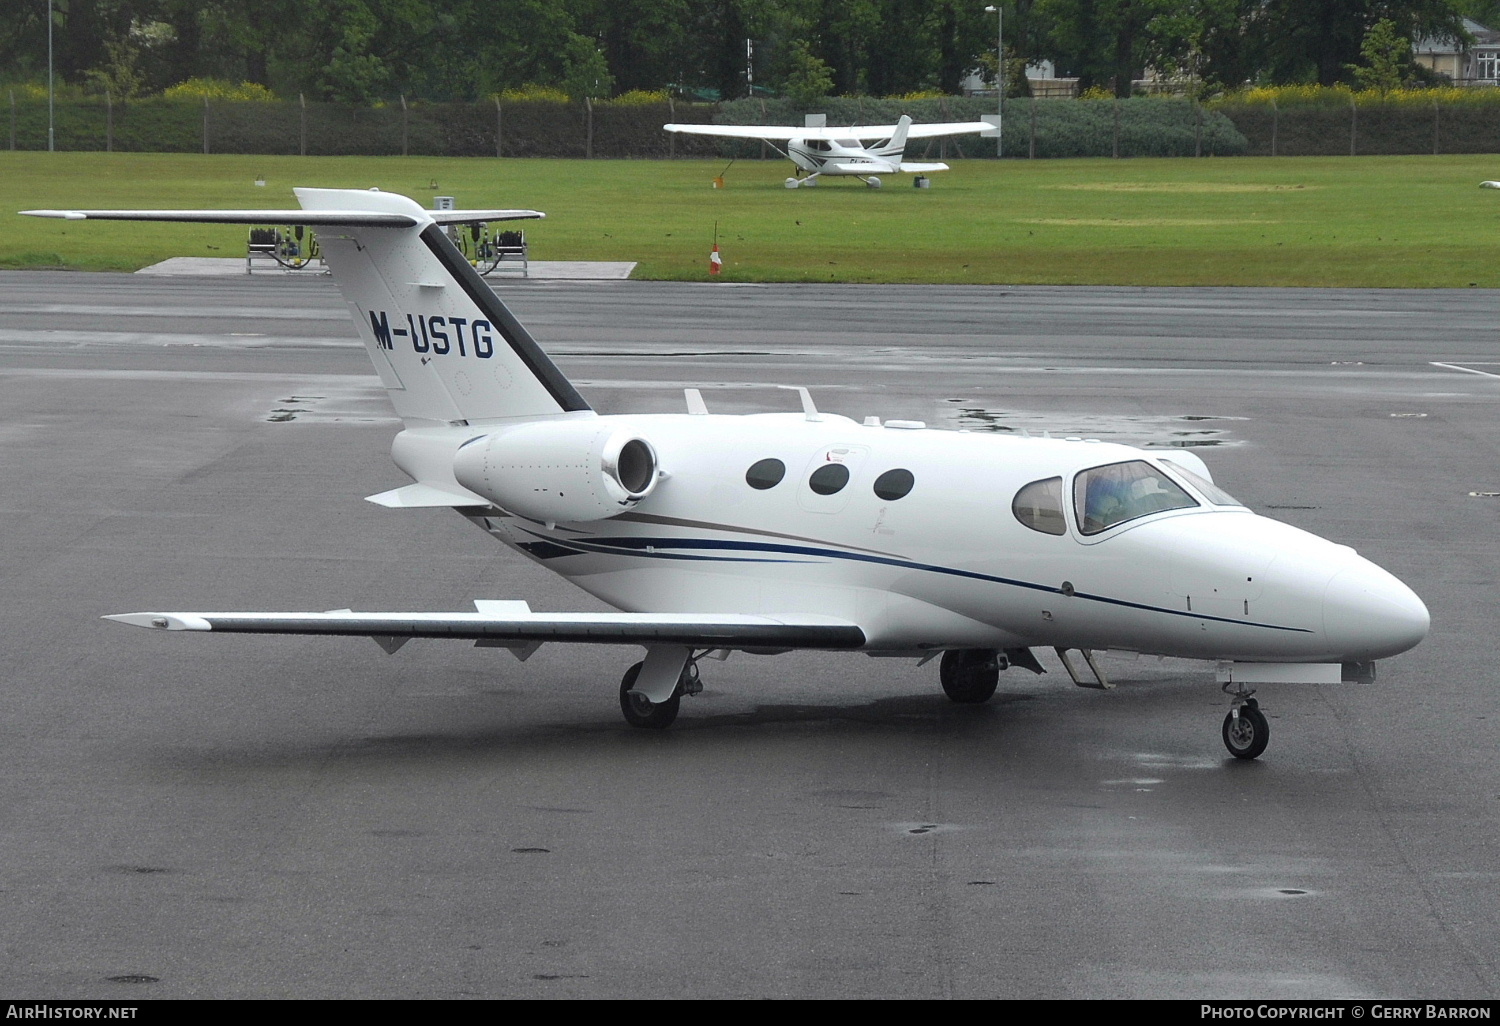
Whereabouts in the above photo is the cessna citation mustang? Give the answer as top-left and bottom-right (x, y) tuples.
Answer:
(23, 188), (1429, 760)
(662, 113), (995, 188)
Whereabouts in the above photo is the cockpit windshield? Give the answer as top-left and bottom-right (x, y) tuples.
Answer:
(1160, 459), (1244, 507)
(1074, 460), (1198, 535)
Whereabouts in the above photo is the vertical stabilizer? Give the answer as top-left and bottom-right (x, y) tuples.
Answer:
(295, 189), (590, 427)
(21, 189), (591, 429)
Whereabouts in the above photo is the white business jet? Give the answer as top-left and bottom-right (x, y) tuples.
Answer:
(23, 189), (1428, 759)
(663, 113), (996, 188)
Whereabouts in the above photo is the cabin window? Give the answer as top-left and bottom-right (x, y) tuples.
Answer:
(1074, 460), (1198, 535)
(746, 458), (786, 490)
(873, 469), (914, 501)
(835, 139), (860, 148)
(808, 463), (850, 495)
(1160, 459), (1243, 507)
(1012, 477), (1067, 536)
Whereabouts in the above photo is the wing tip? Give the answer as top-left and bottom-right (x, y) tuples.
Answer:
(103, 612), (211, 631)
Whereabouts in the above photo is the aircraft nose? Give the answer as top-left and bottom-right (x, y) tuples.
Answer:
(1323, 561), (1429, 660)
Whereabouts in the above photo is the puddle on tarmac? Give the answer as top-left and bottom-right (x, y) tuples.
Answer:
(263, 386), (397, 423)
(942, 405), (1245, 448)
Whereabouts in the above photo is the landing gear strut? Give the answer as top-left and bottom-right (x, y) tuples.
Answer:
(1221, 683), (1269, 760)
(619, 657), (701, 729)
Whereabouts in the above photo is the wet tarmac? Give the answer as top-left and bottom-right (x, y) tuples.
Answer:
(1, 273), (1497, 999)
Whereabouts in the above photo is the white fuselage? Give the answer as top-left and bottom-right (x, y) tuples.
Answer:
(403, 411), (1429, 664)
(787, 137), (901, 175)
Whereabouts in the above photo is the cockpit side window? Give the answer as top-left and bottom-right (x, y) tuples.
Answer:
(1013, 477), (1067, 536)
(1074, 460), (1198, 535)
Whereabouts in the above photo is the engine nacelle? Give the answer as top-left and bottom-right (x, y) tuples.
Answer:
(451, 420), (659, 522)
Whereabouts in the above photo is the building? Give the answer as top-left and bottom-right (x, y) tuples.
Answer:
(1413, 17), (1500, 85)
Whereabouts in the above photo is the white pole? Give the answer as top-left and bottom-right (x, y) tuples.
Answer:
(985, 5), (1002, 157)
(47, 0), (54, 152)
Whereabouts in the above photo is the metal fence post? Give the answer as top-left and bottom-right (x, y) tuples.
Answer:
(1350, 96), (1357, 156)
(495, 96), (502, 158)
(105, 89), (112, 152)
(1029, 96), (1036, 158)
(9, 90), (14, 151)
(1113, 98), (1120, 158)
(202, 97), (209, 154)
(299, 93), (307, 156)
(585, 95), (593, 159)
(1271, 98), (1278, 157)
(1433, 95), (1440, 156)
(668, 96), (675, 158)
(400, 94), (408, 156)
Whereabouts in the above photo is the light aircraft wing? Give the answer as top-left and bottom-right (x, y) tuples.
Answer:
(662, 123), (803, 141)
(903, 121), (997, 139)
(104, 607), (867, 652)
(898, 161), (949, 173)
(22, 207), (544, 226)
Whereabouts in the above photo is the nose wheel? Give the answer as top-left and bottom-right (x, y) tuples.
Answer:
(1222, 690), (1269, 760)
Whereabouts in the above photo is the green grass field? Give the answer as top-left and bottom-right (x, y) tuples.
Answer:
(2, 150), (1498, 286)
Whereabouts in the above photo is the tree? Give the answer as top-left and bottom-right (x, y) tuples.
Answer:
(782, 38), (832, 102)
(561, 32), (613, 100)
(1350, 17), (1412, 93)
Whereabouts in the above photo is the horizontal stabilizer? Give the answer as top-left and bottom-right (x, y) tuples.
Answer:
(898, 162), (949, 173)
(829, 161), (897, 175)
(104, 610), (867, 650)
(365, 482), (490, 508)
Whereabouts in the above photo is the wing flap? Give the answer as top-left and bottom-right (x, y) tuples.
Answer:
(104, 610), (867, 649)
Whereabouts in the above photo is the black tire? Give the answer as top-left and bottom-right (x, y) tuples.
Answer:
(618, 661), (682, 729)
(938, 649), (1000, 704)
(1222, 700), (1269, 760)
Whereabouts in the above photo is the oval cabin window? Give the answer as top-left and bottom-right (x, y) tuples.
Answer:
(808, 463), (850, 495)
(873, 469), (914, 501)
(745, 458), (786, 490)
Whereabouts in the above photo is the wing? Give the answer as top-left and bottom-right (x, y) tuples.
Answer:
(104, 605), (866, 651)
(903, 121), (998, 140)
(22, 208), (544, 226)
(662, 123), (803, 141)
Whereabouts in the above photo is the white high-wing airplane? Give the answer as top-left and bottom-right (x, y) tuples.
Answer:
(24, 188), (1429, 759)
(662, 113), (996, 188)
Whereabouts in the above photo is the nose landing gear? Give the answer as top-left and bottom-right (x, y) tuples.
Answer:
(1222, 683), (1269, 760)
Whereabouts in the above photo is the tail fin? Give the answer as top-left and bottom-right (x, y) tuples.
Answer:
(22, 188), (590, 427)
(888, 114), (913, 153)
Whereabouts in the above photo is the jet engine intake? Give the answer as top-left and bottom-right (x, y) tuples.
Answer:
(452, 420), (659, 523)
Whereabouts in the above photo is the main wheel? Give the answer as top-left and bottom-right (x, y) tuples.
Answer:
(866, 176), (882, 188)
(619, 660), (682, 729)
(1222, 700), (1269, 760)
(938, 650), (1000, 704)
(785, 177), (800, 189)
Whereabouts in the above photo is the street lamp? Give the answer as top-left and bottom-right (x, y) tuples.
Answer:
(984, 4), (1002, 156)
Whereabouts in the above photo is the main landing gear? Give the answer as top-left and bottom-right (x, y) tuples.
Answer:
(1221, 683), (1269, 760)
(619, 657), (702, 729)
(937, 648), (1047, 704)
